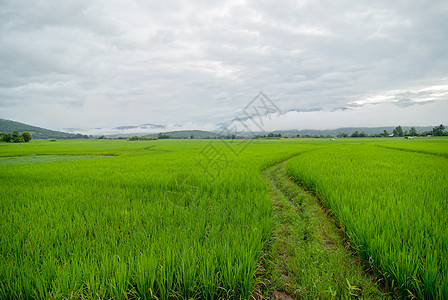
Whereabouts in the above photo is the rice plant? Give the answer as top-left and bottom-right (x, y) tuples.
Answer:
(1, 138), (446, 299)
(286, 143), (448, 299)
(0, 139), (306, 299)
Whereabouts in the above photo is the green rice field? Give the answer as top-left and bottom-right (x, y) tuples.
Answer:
(0, 138), (447, 299)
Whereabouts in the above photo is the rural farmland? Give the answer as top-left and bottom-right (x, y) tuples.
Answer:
(0, 138), (447, 299)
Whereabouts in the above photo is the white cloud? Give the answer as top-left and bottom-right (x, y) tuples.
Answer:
(239, 100), (448, 131)
(349, 85), (448, 106)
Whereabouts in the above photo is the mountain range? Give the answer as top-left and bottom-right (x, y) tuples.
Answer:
(0, 117), (437, 139)
(0, 118), (87, 139)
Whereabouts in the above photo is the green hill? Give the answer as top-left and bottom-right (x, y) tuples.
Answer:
(253, 126), (435, 137)
(0, 118), (87, 139)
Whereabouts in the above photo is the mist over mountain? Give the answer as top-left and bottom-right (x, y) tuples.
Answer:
(62, 123), (209, 136)
(1, 117), (438, 139)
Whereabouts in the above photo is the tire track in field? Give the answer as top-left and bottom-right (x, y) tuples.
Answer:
(256, 156), (392, 300)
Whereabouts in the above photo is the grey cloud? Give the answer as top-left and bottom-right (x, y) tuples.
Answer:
(0, 0), (447, 129)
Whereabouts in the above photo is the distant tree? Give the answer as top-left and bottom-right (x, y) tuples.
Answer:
(190, 134), (194, 139)
(351, 131), (360, 138)
(2, 133), (12, 142)
(12, 131), (20, 142)
(0, 132), (33, 143)
(74, 133), (88, 139)
(0, 131), (31, 143)
(129, 136), (158, 141)
(337, 132), (348, 138)
(267, 132), (274, 138)
(22, 132), (32, 142)
(433, 124), (446, 136)
(409, 127), (417, 136)
(393, 126), (404, 137)
(382, 130), (389, 137)
(296, 133), (300, 138)
(359, 131), (367, 137)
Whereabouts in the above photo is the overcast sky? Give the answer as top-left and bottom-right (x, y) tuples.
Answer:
(1, 0), (447, 132)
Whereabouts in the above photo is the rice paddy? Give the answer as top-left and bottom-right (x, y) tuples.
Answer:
(0, 137), (447, 299)
(287, 141), (448, 299)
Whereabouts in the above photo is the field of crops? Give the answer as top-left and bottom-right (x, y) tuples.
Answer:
(0, 139), (311, 299)
(377, 137), (448, 158)
(0, 137), (447, 299)
(287, 141), (448, 298)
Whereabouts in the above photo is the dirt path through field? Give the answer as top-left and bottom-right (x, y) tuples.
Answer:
(254, 157), (392, 299)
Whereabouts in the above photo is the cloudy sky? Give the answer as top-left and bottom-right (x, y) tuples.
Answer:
(1, 0), (447, 132)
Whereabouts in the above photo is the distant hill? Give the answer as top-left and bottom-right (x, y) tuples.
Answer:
(117, 126), (436, 139)
(1, 117), (437, 140)
(253, 126), (435, 137)
(0, 118), (87, 139)
(147, 130), (219, 138)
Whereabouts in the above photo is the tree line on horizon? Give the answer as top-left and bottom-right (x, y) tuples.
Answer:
(338, 124), (446, 138)
(1, 124), (446, 142)
(124, 124), (447, 140)
(0, 131), (32, 143)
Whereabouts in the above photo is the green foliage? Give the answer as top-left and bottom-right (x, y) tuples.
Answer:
(0, 139), (305, 299)
(0, 118), (87, 139)
(0, 131), (32, 143)
(0, 133), (11, 143)
(286, 142), (448, 299)
(267, 132), (282, 138)
(0, 155), (109, 166)
(22, 132), (32, 142)
(128, 136), (158, 141)
(1, 138), (447, 298)
(378, 138), (448, 158)
(409, 127), (418, 136)
(262, 160), (389, 299)
(393, 125), (404, 137)
(433, 124), (446, 136)
(351, 130), (367, 137)
(12, 131), (19, 141)
(157, 133), (170, 139)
